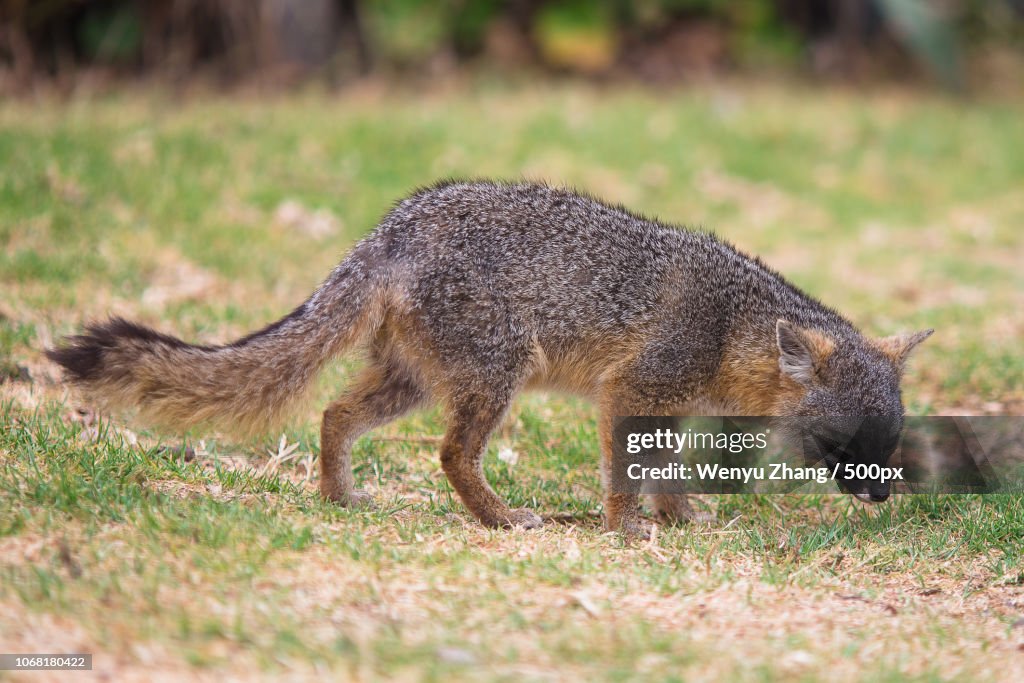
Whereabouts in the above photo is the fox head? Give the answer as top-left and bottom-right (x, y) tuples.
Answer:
(774, 319), (933, 503)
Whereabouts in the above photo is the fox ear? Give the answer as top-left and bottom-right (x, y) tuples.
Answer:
(874, 329), (934, 365)
(776, 319), (833, 384)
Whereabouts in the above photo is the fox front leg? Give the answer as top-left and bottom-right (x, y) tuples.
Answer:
(597, 392), (653, 539)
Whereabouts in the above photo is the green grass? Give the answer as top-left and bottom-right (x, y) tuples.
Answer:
(1, 84), (1023, 681)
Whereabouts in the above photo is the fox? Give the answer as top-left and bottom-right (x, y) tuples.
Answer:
(47, 180), (932, 536)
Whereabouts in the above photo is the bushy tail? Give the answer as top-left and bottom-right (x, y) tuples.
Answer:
(46, 252), (387, 437)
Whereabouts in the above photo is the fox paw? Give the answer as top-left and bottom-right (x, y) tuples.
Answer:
(656, 507), (715, 526)
(502, 508), (544, 529)
(324, 489), (375, 510)
(651, 494), (714, 526)
(617, 520), (657, 542)
(686, 510), (716, 525)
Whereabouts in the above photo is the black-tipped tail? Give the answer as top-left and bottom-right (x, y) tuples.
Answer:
(46, 317), (197, 383)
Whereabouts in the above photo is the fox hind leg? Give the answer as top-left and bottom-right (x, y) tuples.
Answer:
(320, 363), (425, 507)
(440, 393), (542, 529)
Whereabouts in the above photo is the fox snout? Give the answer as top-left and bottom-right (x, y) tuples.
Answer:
(852, 486), (891, 504)
(834, 464), (892, 503)
(806, 417), (901, 505)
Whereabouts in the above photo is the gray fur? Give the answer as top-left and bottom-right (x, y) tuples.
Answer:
(49, 180), (931, 535)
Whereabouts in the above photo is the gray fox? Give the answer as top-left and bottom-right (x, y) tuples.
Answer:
(47, 180), (931, 536)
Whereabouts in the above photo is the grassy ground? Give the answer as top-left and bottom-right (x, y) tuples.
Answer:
(1, 83), (1023, 681)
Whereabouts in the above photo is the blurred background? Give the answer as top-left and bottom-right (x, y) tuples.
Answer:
(2, 0), (1023, 93)
(2, 2), (1022, 415)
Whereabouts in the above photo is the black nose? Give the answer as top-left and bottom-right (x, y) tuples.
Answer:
(869, 492), (889, 502)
